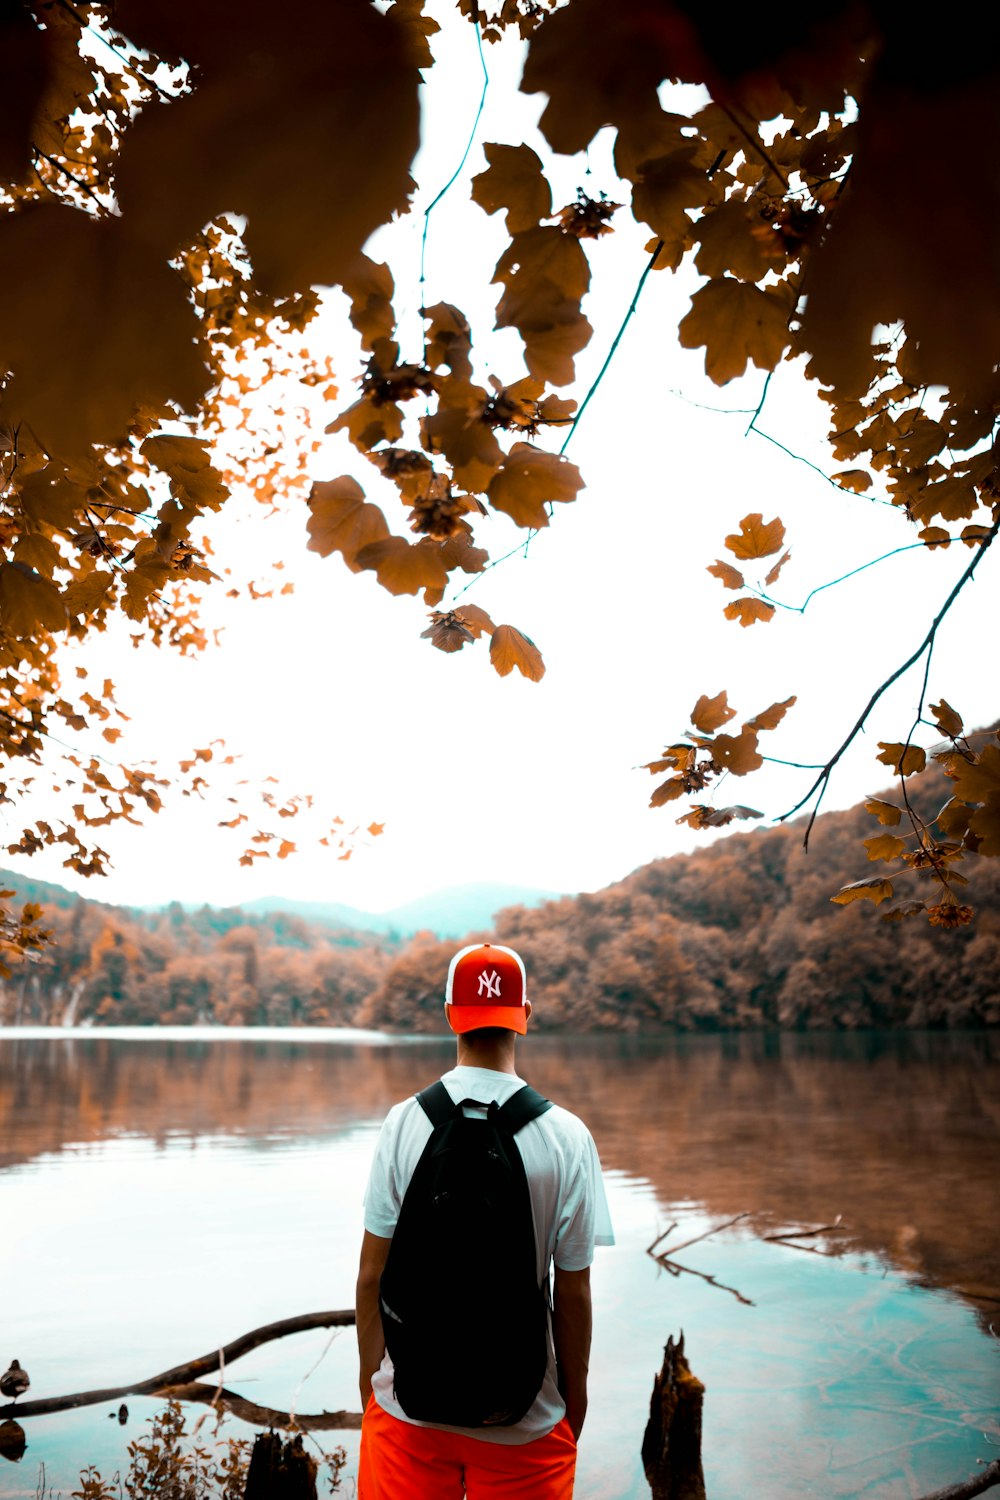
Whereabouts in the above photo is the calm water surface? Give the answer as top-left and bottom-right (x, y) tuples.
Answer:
(0, 1028), (997, 1499)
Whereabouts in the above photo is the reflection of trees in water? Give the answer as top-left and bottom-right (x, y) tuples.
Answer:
(1, 1032), (997, 1308)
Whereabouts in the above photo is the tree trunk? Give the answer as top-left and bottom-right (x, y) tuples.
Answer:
(641, 1333), (706, 1500)
(243, 1430), (317, 1500)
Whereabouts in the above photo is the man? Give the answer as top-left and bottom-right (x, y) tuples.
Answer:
(356, 941), (614, 1499)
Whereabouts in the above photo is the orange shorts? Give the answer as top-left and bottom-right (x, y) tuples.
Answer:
(358, 1396), (578, 1500)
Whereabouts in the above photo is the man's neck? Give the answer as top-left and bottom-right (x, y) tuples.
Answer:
(455, 1039), (519, 1075)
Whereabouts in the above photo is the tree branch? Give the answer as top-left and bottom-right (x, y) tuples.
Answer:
(914, 1460), (1000, 1500)
(778, 513), (1000, 846)
(0, 1309), (356, 1422)
(154, 1381), (362, 1432)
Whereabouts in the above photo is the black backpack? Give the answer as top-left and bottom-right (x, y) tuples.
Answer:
(378, 1079), (553, 1428)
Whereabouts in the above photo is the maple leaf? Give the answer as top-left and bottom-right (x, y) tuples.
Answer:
(864, 798), (902, 827)
(864, 833), (907, 862)
(724, 597), (776, 627)
(830, 877), (895, 907)
(487, 443), (584, 528)
(306, 477), (390, 572)
(650, 777), (687, 808)
(489, 624), (545, 681)
(929, 700), (963, 738)
(831, 469), (872, 493)
(969, 797), (1000, 857)
(876, 743), (927, 777)
(880, 900), (928, 922)
(354, 537), (449, 597)
(746, 696), (796, 732)
(676, 804), (763, 829)
(679, 278), (792, 385)
(690, 691), (736, 734)
(277, 839), (296, 860)
(367, 822), (384, 836)
(764, 550), (791, 586)
(707, 560), (744, 590)
(725, 513), (786, 560)
(947, 744), (1000, 804)
(0, 562), (67, 636)
(341, 254), (396, 352)
(710, 727), (763, 776)
(453, 603), (496, 639)
(471, 143), (552, 233)
(694, 199), (784, 283)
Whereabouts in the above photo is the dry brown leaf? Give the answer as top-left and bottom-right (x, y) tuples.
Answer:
(490, 623), (545, 681)
(306, 476), (390, 571)
(691, 691), (736, 733)
(723, 597), (776, 627)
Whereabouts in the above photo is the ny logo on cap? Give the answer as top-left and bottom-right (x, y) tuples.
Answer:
(478, 969), (501, 999)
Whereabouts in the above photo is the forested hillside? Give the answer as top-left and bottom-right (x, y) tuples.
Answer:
(3, 765), (998, 1030)
(359, 764), (1000, 1032)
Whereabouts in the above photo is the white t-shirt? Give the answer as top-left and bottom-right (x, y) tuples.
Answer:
(363, 1064), (615, 1445)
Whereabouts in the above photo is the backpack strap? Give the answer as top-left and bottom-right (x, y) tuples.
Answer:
(416, 1081), (460, 1128)
(495, 1084), (552, 1135)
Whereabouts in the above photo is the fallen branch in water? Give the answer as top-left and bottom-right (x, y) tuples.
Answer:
(0, 1310), (358, 1424)
(158, 1381), (361, 1431)
(914, 1459), (1000, 1500)
(647, 1217), (755, 1306)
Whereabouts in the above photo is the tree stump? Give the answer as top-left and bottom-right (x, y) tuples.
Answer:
(243, 1430), (317, 1500)
(641, 1333), (706, 1500)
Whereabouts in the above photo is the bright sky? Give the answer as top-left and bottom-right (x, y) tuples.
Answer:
(4, 5), (997, 914)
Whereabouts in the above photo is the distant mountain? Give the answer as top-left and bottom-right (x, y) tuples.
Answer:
(239, 882), (562, 938)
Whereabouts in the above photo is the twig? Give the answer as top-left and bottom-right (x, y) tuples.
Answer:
(762, 1217), (845, 1243)
(652, 1213), (752, 1259)
(778, 513), (1000, 847)
(558, 238), (665, 458)
(1, 1309), (356, 1421)
(657, 1258), (754, 1307)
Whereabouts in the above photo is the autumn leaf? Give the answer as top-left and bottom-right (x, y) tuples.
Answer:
(946, 744), (1000, 804)
(693, 199), (783, 282)
(725, 513), (786, 560)
(864, 833), (907, 862)
(831, 877), (895, 907)
(929, 699), (963, 738)
(471, 143), (552, 233)
(969, 797), (1000, 857)
(306, 476), (390, 571)
(690, 691), (736, 734)
(876, 742), (927, 777)
(831, 469), (872, 493)
(864, 797), (903, 826)
(679, 278), (792, 385)
(746, 696), (796, 732)
(880, 901), (928, 922)
(354, 537), (449, 597)
(764, 549), (791, 586)
(649, 777), (687, 808)
(276, 839), (296, 860)
(676, 804), (763, 829)
(453, 603), (496, 639)
(724, 597), (776, 627)
(711, 727), (763, 776)
(0, 562), (67, 635)
(490, 624), (545, 681)
(487, 443), (584, 529)
(707, 559), (744, 590)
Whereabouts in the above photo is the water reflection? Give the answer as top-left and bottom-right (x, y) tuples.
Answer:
(0, 1030), (998, 1499)
(2, 1029), (997, 1306)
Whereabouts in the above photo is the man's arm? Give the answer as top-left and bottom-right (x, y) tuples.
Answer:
(356, 1230), (392, 1407)
(552, 1263), (592, 1441)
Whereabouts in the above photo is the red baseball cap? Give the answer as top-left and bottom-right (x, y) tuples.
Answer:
(445, 944), (528, 1035)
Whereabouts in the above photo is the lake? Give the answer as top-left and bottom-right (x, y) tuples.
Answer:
(0, 1028), (998, 1499)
